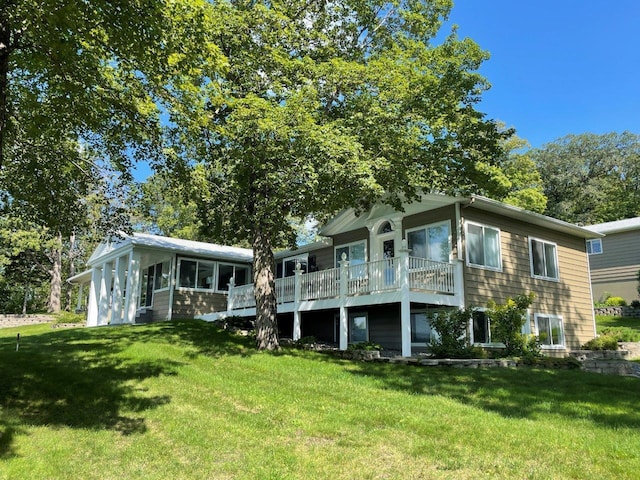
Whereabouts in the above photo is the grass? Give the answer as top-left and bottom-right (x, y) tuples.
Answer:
(596, 315), (640, 333)
(1, 320), (640, 479)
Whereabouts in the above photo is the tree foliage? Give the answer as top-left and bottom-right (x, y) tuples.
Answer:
(167, 0), (512, 349)
(486, 292), (535, 357)
(530, 132), (640, 224)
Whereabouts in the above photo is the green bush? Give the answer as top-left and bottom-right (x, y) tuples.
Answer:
(604, 296), (627, 307)
(600, 326), (640, 342)
(429, 307), (475, 358)
(630, 300), (640, 309)
(582, 335), (619, 351)
(53, 311), (86, 324)
(487, 292), (536, 358)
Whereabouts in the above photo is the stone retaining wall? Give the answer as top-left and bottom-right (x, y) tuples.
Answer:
(0, 314), (55, 329)
(594, 306), (640, 317)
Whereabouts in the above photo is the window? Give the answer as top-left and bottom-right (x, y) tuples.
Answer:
(466, 222), (501, 270)
(535, 314), (564, 347)
(349, 312), (368, 343)
(472, 310), (491, 344)
(586, 238), (603, 255)
(153, 260), (171, 290)
(335, 241), (366, 267)
(411, 311), (431, 343)
(217, 263), (250, 291)
(178, 258), (250, 291)
(280, 254), (308, 278)
(529, 238), (559, 280)
(407, 221), (451, 262)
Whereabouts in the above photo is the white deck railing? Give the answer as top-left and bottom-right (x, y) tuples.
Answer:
(228, 255), (456, 310)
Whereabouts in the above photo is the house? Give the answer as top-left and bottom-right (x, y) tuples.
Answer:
(71, 194), (600, 357)
(586, 217), (640, 303)
(68, 233), (252, 325)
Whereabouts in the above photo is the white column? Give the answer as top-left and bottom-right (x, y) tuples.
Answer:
(227, 276), (236, 311)
(167, 257), (176, 321)
(110, 255), (126, 324)
(123, 251), (142, 324)
(87, 267), (102, 327)
(293, 263), (302, 341)
(98, 261), (112, 326)
(76, 283), (84, 312)
(398, 240), (412, 357)
(339, 253), (349, 350)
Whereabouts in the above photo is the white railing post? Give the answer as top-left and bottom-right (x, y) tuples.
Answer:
(399, 240), (412, 357)
(293, 263), (302, 341)
(227, 276), (236, 311)
(339, 253), (349, 351)
(454, 259), (465, 307)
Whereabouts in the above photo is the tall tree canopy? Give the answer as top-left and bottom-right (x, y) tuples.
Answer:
(531, 132), (640, 225)
(167, 0), (512, 349)
(0, 0), (219, 311)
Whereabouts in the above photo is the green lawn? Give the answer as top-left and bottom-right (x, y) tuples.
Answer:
(596, 315), (640, 333)
(1, 320), (640, 479)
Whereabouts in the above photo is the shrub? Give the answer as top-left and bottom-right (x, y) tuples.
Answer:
(486, 292), (536, 358)
(582, 335), (619, 351)
(604, 296), (627, 307)
(53, 311), (86, 324)
(630, 300), (640, 309)
(429, 307), (475, 358)
(293, 336), (318, 349)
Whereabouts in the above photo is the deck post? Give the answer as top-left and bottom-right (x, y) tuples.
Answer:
(339, 253), (349, 350)
(399, 240), (412, 357)
(293, 263), (302, 341)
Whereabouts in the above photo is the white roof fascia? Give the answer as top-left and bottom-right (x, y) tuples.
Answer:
(274, 238), (334, 259)
(467, 196), (604, 239)
(67, 269), (93, 284)
(87, 233), (253, 268)
(586, 217), (640, 235)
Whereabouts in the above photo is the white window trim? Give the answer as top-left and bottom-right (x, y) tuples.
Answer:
(586, 238), (603, 255)
(465, 221), (503, 272)
(281, 253), (309, 277)
(406, 220), (453, 263)
(152, 260), (172, 293)
(334, 240), (367, 267)
(471, 308), (500, 347)
(176, 257), (250, 293)
(534, 313), (565, 349)
(529, 237), (560, 282)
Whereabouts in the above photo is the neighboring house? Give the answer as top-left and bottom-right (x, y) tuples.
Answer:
(586, 217), (640, 303)
(72, 194), (600, 357)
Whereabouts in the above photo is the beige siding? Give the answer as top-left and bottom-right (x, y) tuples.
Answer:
(171, 289), (228, 319)
(462, 209), (596, 351)
(152, 290), (171, 321)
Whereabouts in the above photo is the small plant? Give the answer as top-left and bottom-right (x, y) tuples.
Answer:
(604, 296), (627, 307)
(582, 335), (619, 351)
(429, 307), (475, 358)
(347, 341), (382, 351)
(293, 336), (318, 349)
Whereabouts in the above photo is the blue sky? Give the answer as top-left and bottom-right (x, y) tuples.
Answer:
(445, 0), (640, 148)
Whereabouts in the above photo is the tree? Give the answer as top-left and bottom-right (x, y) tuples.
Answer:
(530, 132), (640, 224)
(1, 1), (221, 311)
(168, 0), (512, 350)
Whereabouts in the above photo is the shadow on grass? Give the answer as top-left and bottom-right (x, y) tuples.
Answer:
(340, 359), (640, 429)
(0, 319), (253, 459)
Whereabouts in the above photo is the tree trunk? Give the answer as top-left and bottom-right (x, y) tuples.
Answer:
(253, 225), (279, 350)
(65, 232), (76, 311)
(0, 10), (11, 171)
(48, 231), (63, 313)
